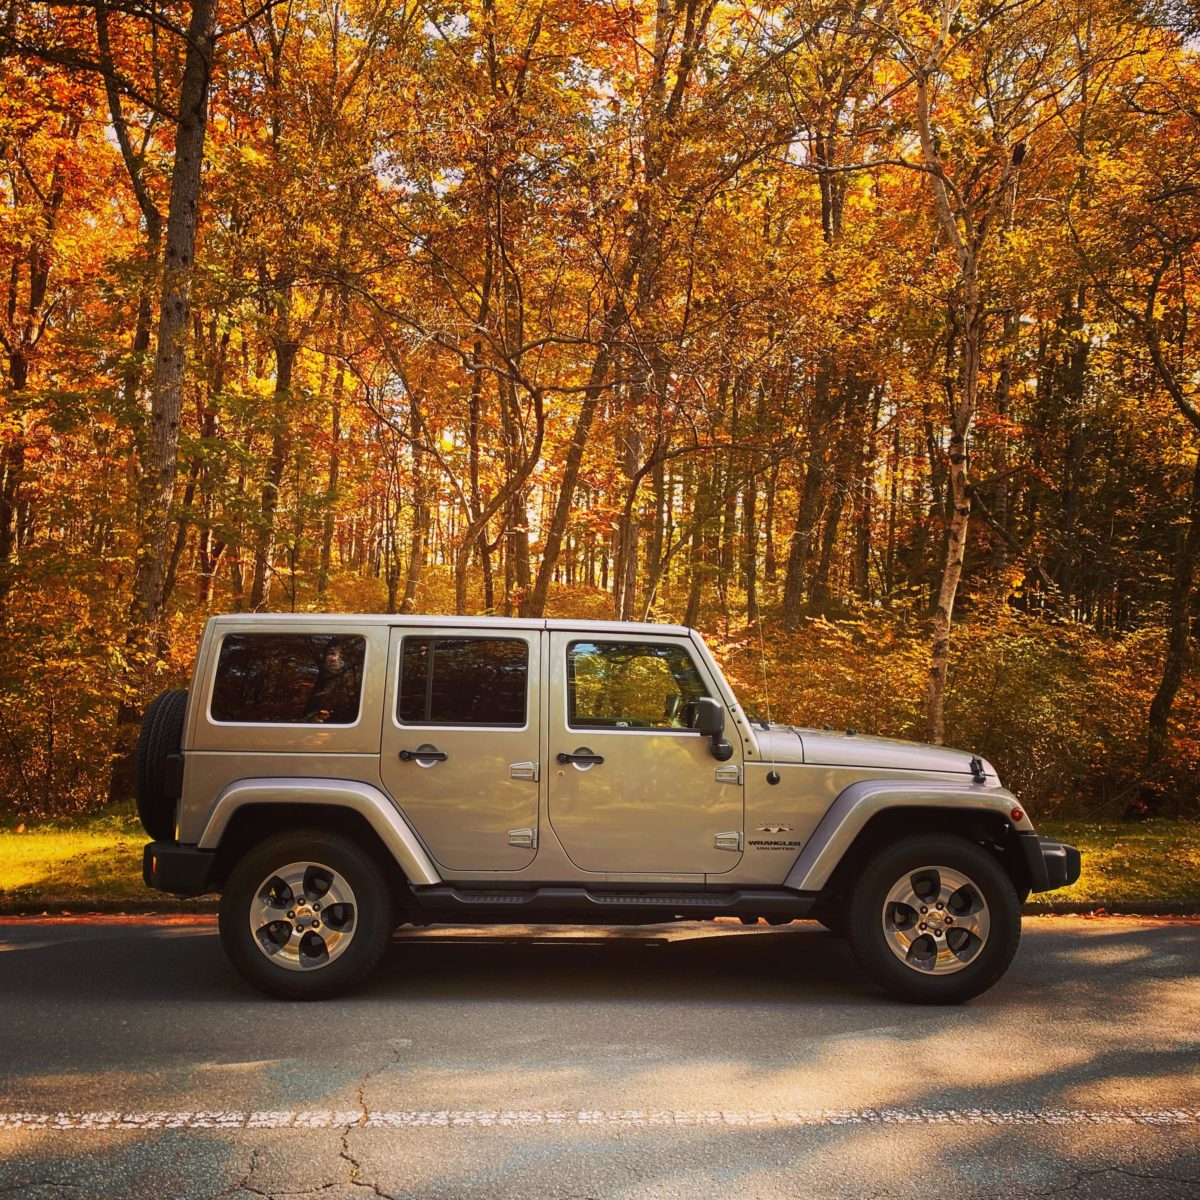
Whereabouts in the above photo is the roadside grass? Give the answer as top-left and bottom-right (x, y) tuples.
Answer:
(0, 802), (145, 906)
(1033, 819), (1200, 909)
(0, 806), (1197, 910)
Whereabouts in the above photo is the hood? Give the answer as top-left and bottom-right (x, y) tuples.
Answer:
(755, 725), (995, 779)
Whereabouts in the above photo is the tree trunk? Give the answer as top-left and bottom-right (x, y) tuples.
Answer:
(250, 335), (297, 610)
(0, 357), (28, 578)
(991, 309), (1017, 580)
(400, 392), (427, 613)
(764, 463), (778, 583)
(926, 289), (982, 744)
(528, 339), (611, 615)
(128, 0), (217, 636)
(318, 298), (346, 595)
(1134, 454), (1200, 816)
(781, 379), (831, 630)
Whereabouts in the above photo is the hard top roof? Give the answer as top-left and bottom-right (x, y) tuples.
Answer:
(207, 613), (693, 637)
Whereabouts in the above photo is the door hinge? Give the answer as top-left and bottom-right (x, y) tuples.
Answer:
(714, 763), (743, 785)
(509, 761), (540, 782)
(714, 830), (743, 852)
(508, 827), (538, 849)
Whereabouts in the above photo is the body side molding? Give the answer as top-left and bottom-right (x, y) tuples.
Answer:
(784, 778), (1030, 893)
(198, 777), (442, 886)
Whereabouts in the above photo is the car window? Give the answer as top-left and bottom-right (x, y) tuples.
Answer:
(397, 637), (528, 726)
(211, 633), (366, 724)
(567, 640), (708, 729)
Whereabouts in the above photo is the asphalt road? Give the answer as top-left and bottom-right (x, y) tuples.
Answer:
(0, 916), (1197, 1200)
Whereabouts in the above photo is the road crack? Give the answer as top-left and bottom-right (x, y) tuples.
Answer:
(338, 1041), (408, 1200)
(1035, 1164), (1200, 1196)
(224, 1144), (339, 1199)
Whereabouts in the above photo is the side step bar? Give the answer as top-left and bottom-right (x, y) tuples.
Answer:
(407, 886), (816, 925)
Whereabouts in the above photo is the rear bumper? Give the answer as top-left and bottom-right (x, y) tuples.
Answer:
(1017, 833), (1082, 893)
(142, 841), (215, 898)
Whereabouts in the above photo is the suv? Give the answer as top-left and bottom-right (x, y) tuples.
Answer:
(138, 615), (1080, 1003)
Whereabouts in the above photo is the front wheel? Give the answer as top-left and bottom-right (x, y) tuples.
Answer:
(845, 834), (1021, 1004)
(219, 830), (394, 1000)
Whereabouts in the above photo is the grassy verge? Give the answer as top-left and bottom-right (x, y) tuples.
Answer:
(0, 801), (145, 907)
(1032, 819), (1200, 909)
(0, 806), (1197, 911)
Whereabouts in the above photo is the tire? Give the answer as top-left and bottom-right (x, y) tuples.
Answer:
(134, 689), (188, 840)
(219, 829), (393, 1000)
(846, 834), (1021, 1004)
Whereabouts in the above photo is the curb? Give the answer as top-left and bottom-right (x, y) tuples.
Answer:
(1022, 901), (1200, 916)
(0, 898), (219, 916)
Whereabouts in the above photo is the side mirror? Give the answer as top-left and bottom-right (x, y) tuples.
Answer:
(685, 697), (734, 762)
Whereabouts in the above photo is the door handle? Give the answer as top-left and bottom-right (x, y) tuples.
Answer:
(556, 751), (604, 766)
(398, 746), (448, 763)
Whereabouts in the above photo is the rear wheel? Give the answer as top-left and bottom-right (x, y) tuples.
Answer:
(845, 834), (1020, 1004)
(219, 830), (393, 1000)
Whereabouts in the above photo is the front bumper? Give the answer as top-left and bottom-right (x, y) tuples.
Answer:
(1017, 833), (1082, 893)
(143, 841), (215, 898)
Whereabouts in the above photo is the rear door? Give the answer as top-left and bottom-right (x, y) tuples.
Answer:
(379, 627), (541, 871)
(546, 632), (744, 875)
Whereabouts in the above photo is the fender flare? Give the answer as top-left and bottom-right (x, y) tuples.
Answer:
(784, 778), (1030, 893)
(197, 777), (442, 887)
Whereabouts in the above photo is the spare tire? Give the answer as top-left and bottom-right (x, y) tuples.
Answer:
(135, 689), (188, 840)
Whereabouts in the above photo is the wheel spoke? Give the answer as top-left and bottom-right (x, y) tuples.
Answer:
(251, 877), (293, 932)
(945, 926), (982, 962)
(904, 933), (939, 971)
(950, 906), (989, 941)
(254, 920), (292, 955)
(303, 865), (333, 902)
(298, 930), (329, 966)
(911, 869), (940, 905)
(322, 901), (355, 932)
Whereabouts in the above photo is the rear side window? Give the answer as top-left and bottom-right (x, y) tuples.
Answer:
(210, 633), (366, 724)
(398, 637), (527, 726)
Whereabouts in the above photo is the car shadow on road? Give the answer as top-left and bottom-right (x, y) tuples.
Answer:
(0, 921), (891, 1009)
(1, 917), (1197, 1016)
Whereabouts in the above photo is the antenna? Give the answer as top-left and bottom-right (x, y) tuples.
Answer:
(757, 619), (781, 786)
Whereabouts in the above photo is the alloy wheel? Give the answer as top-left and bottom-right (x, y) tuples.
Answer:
(248, 860), (358, 972)
(881, 865), (990, 975)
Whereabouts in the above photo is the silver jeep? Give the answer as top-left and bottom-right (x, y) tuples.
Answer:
(137, 614), (1081, 1003)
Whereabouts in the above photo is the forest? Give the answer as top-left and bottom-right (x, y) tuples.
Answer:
(0, 0), (1198, 821)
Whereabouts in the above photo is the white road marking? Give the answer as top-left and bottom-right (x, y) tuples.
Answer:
(0, 1109), (1198, 1131)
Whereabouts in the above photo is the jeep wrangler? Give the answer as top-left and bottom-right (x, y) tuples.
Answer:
(138, 615), (1080, 1002)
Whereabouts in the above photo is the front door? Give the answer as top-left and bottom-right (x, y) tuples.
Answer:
(380, 627), (541, 871)
(546, 632), (743, 875)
